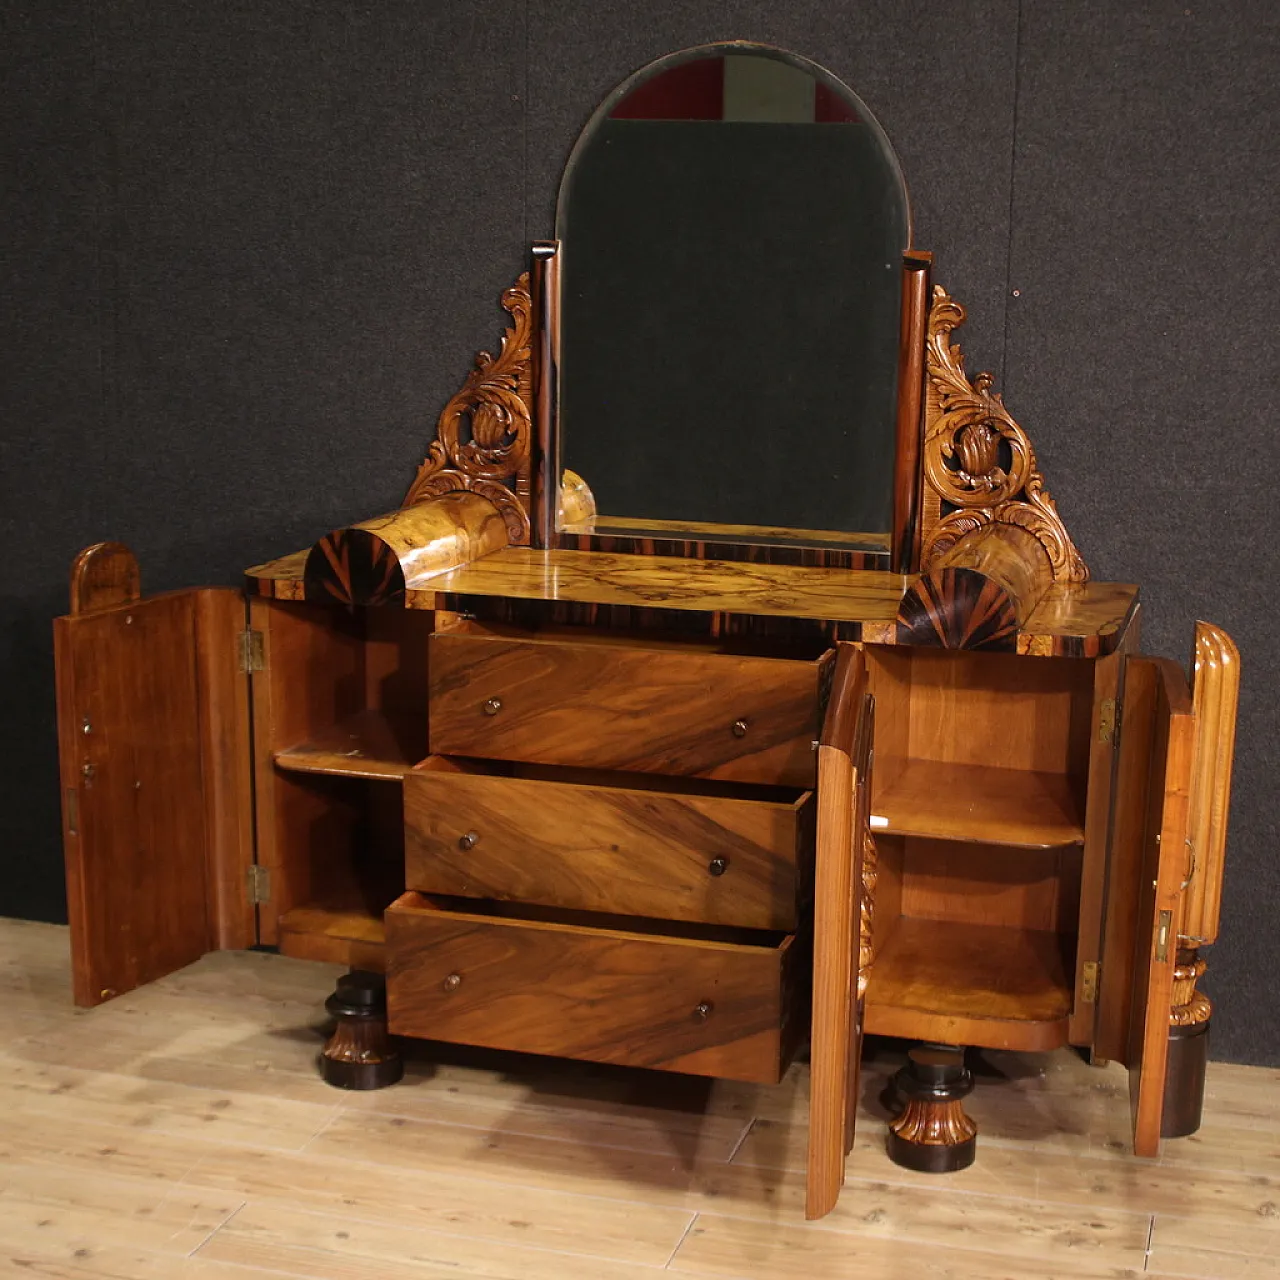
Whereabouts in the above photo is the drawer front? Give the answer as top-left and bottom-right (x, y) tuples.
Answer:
(404, 768), (811, 931)
(428, 633), (825, 787)
(385, 893), (792, 1083)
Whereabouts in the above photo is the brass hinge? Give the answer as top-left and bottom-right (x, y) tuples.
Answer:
(246, 865), (271, 905)
(1098, 698), (1117, 745)
(237, 629), (264, 674)
(1081, 960), (1100, 1003)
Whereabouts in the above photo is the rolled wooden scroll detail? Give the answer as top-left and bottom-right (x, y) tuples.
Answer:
(304, 491), (510, 606)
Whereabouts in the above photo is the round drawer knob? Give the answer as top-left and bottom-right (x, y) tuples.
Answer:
(731, 719), (749, 738)
(458, 831), (479, 851)
(482, 697), (503, 716)
(693, 1001), (713, 1021)
(443, 973), (463, 993)
(708, 856), (729, 877)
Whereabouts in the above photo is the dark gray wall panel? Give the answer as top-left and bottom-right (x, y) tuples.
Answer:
(526, 0), (1019, 376)
(1005, 1), (1280, 1063)
(1, 0), (525, 921)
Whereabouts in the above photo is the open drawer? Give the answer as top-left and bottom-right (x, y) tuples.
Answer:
(384, 892), (800, 1083)
(427, 628), (831, 787)
(403, 758), (813, 931)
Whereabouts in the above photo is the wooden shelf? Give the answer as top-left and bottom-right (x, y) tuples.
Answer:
(274, 710), (424, 781)
(871, 759), (1085, 848)
(277, 898), (387, 972)
(865, 917), (1073, 1052)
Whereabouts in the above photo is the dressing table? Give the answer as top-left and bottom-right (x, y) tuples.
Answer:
(53, 42), (1239, 1219)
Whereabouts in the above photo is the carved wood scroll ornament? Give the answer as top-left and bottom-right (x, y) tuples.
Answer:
(403, 274), (535, 545)
(921, 287), (1088, 584)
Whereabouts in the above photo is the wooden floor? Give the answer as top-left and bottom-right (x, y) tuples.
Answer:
(3, 919), (1279, 1279)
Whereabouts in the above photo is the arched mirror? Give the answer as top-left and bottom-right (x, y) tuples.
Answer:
(556, 41), (912, 550)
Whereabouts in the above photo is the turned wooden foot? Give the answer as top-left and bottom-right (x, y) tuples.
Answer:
(321, 970), (403, 1090)
(886, 1045), (977, 1173)
(1163, 947), (1211, 1138)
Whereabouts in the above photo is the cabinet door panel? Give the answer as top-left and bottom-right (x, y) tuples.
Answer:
(1126, 658), (1195, 1155)
(54, 587), (253, 1006)
(807, 642), (872, 1219)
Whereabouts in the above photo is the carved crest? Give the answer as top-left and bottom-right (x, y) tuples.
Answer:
(920, 287), (1088, 583)
(403, 274), (534, 544)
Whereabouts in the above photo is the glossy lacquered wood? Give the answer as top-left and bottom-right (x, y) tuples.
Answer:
(68, 541), (141, 614)
(403, 764), (811, 931)
(807, 644), (871, 1219)
(1128, 658), (1196, 1157)
(54, 588), (255, 1006)
(385, 893), (795, 1083)
(428, 630), (829, 787)
(303, 492), (510, 606)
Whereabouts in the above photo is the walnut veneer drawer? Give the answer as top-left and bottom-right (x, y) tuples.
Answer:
(385, 892), (797, 1083)
(403, 763), (812, 931)
(427, 632), (829, 787)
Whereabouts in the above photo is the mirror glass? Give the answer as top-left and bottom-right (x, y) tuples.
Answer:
(557, 42), (911, 547)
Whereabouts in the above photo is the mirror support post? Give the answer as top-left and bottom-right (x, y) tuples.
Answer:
(530, 241), (561, 550)
(892, 251), (932, 574)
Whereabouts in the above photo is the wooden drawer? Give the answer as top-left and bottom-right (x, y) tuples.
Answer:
(403, 762), (812, 931)
(385, 892), (797, 1083)
(428, 631), (829, 787)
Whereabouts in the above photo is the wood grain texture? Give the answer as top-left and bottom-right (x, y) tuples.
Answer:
(68, 541), (140, 614)
(865, 917), (1073, 1052)
(1094, 653), (1158, 1065)
(403, 767), (810, 930)
(1018, 581), (1140, 657)
(1070, 615), (1140, 1047)
(423, 546), (908, 622)
(872, 759), (1085, 847)
(9, 920), (1280, 1276)
(920, 284), (1088, 585)
(897, 838), (1082, 934)
(1130, 658), (1196, 1157)
(559, 512), (892, 551)
(193, 588), (257, 951)
(403, 272), (535, 545)
(428, 631), (827, 787)
(303, 492), (510, 606)
(892, 251), (931, 573)
(1183, 620), (1240, 945)
(385, 893), (792, 1083)
(273, 708), (424, 780)
(807, 643), (870, 1219)
(54, 592), (215, 1005)
(277, 901), (386, 973)
(895, 566), (1020, 651)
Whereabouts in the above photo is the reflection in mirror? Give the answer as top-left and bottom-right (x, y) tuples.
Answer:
(557, 43), (911, 547)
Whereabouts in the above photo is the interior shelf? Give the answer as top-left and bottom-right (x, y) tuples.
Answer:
(864, 917), (1073, 1052)
(871, 759), (1085, 849)
(274, 710), (423, 781)
(277, 897), (387, 971)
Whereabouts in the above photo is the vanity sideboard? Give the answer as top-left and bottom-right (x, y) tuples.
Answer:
(50, 42), (1240, 1220)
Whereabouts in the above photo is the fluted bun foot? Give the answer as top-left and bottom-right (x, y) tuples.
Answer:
(886, 1044), (978, 1173)
(320, 970), (404, 1090)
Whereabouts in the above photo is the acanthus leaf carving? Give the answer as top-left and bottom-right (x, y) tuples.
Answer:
(922, 286), (1088, 584)
(403, 274), (534, 545)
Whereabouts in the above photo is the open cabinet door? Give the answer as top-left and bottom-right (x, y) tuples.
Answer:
(1125, 657), (1196, 1155)
(806, 642), (873, 1219)
(53, 544), (256, 1006)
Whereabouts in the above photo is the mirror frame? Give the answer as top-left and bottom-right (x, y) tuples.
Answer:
(541, 41), (929, 572)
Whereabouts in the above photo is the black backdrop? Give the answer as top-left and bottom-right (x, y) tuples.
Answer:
(3, 1), (1277, 1064)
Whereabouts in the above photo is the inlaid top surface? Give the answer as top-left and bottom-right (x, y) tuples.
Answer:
(424, 548), (910, 623)
(245, 545), (1139, 652)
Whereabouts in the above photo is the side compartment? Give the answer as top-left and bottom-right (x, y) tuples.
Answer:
(54, 548), (254, 1005)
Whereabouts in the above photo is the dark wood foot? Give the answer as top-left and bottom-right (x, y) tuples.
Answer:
(1162, 946), (1211, 1138)
(1162, 1019), (1209, 1138)
(320, 970), (403, 1090)
(886, 1045), (977, 1173)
